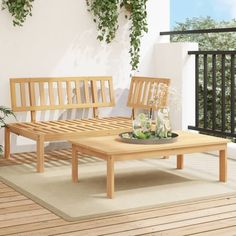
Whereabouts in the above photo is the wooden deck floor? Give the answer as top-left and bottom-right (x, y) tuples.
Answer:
(0, 150), (236, 235)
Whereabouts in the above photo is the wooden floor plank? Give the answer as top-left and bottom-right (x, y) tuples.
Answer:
(52, 210), (236, 236)
(0, 208), (49, 221)
(0, 150), (236, 235)
(12, 200), (236, 236)
(100, 212), (236, 236)
(191, 224), (236, 236)
(0, 204), (42, 215)
(0, 219), (67, 236)
(0, 213), (59, 228)
(145, 217), (236, 235)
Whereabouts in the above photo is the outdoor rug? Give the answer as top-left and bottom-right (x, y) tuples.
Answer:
(1, 152), (236, 221)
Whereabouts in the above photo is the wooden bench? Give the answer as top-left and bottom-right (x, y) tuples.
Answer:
(4, 76), (170, 173)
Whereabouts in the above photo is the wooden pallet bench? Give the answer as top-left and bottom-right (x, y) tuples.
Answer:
(4, 76), (170, 173)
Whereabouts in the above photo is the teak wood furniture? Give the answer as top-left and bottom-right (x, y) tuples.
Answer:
(5, 76), (170, 172)
(70, 131), (228, 198)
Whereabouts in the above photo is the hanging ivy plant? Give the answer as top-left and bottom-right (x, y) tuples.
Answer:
(129, 0), (148, 70)
(128, 0), (148, 70)
(86, 0), (119, 43)
(2, 0), (34, 26)
(86, 0), (148, 71)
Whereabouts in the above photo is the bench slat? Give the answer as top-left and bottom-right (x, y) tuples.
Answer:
(20, 83), (26, 107)
(39, 82), (45, 106)
(48, 82), (55, 106)
(75, 81), (81, 104)
(66, 81), (72, 104)
(57, 81), (63, 105)
(10, 77), (115, 122)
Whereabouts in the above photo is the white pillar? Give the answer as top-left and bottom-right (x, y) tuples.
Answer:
(154, 42), (198, 130)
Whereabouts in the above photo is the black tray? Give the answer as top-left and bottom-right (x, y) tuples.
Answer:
(119, 132), (178, 145)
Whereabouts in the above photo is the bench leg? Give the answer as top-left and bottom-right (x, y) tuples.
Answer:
(72, 145), (78, 183)
(219, 149), (227, 182)
(177, 154), (184, 169)
(107, 156), (114, 199)
(4, 127), (10, 159)
(37, 135), (44, 173)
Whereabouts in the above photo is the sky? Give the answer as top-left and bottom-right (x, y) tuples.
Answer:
(171, 0), (236, 29)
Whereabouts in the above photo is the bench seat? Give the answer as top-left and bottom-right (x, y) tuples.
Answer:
(8, 116), (132, 141)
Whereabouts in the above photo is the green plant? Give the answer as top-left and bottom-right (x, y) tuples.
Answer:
(2, 0), (34, 26)
(128, 0), (148, 70)
(86, 0), (119, 43)
(86, 0), (148, 71)
(0, 106), (15, 154)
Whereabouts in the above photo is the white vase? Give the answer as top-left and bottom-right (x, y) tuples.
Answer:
(155, 108), (172, 138)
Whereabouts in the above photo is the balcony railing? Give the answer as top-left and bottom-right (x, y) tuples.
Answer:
(160, 28), (236, 138)
(188, 50), (236, 137)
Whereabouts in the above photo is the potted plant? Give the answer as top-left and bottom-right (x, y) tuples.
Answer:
(0, 106), (15, 154)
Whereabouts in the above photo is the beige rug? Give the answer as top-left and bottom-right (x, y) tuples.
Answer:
(1, 153), (236, 221)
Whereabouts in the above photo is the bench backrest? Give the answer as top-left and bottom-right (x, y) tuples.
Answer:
(10, 77), (115, 121)
(127, 77), (170, 117)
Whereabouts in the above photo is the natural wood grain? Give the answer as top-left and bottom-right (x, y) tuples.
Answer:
(219, 149), (227, 182)
(20, 83), (26, 107)
(0, 151), (235, 235)
(72, 145), (78, 183)
(127, 77), (170, 109)
(7, 76), (124, 172)
(37, 135), (44, 173)
(4, 126), (10, 159)
(70, 132), (228, 198)
(29, 82), (36, 122)
(177, 154), (184, 169)
(10, 77), (115, 113)
(39, 82), (45, 106)
(66, 81), (72, 104)
(107, 156), (114, 199)
(48, 81), (55, 105)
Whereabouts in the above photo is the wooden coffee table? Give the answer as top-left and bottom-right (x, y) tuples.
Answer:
(70, 131), (229, 198)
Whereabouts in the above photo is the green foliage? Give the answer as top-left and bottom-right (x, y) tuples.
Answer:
(171, 17), (236, 50)
(129, 0), (148, 70)
(0, 106), (15, 154)
(2, 0), (34, 26)
(171, 17), (236, 132)
(86, 0), (148, 71)
(86, 0), (119, 43)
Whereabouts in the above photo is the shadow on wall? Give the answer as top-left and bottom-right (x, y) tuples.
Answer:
(0, 1), (135, 153)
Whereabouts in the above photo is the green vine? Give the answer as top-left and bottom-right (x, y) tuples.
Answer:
(2, 0), (34, 26)
(86, 0), (148, 71)
(86, 0), (119, 43)
(129, 0), (148, 70)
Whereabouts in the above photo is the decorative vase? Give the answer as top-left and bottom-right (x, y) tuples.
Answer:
(132, 113), (151, 139)
(155, 108), (172, 138)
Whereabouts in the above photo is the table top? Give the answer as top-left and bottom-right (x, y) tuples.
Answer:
(69, 131), (229, 156)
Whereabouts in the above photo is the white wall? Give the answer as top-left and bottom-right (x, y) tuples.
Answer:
(0, 0), (170, 152)
(155, 42), (198, 130)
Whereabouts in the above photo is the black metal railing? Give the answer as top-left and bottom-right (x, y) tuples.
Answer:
(188, 51), (236, 137)
(160, 28), (236, 138)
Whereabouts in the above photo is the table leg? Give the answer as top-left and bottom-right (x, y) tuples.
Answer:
(219, 149), (227, 182)
(72, 145), (78, 183)
(177, 154), (184, 169)
(107, 156), (114, 199)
